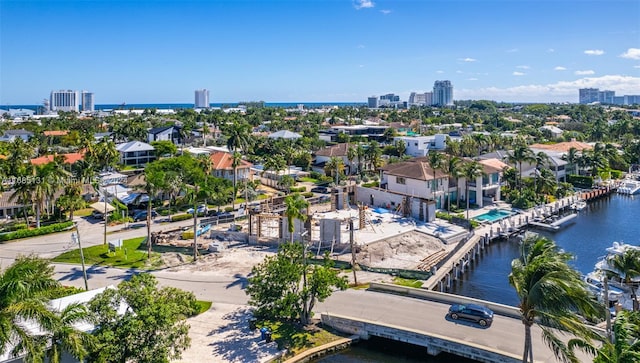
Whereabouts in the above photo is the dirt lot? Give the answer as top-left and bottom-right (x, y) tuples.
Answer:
(355, 231), (451, 269)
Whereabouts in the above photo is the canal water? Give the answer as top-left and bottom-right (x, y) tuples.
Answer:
(314, 193), (639, 362)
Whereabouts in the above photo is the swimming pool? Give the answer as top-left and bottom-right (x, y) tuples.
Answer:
(474, 209), (513, 223)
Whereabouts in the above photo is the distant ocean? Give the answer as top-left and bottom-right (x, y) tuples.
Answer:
(2, 102), (366, 112)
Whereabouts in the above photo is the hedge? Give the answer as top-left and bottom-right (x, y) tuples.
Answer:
(0, 223), (28, 233)
(567, 174), (594, 189)
(0, 221), (74, 242)
(170, 213), (193, 222)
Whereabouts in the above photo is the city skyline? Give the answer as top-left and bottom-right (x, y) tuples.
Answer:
(1, 0), (639, 105)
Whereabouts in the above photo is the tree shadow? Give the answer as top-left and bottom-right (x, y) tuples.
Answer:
(57, 264), (108, 282)
(226, 273), (248, 290)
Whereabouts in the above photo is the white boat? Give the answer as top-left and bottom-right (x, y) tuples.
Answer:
(570, 200), (587, 211)
(584, 272), (625, 302)
(605, 241), (640, 256)
(617, 179), (640, 195)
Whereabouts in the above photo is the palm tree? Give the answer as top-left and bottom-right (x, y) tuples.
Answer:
(43, 302), (95, 363)
(0, 256), (60, 361)
(225, 120), (251, 155)
(462, 161), (484, 220)
(441, 155), (461, 213)
(284, 194), (309, 243)
(365, 141), (382, 173)
(263, 154), (286, 188)
(356, 145), (366, 174)
(606, 249), (640, 311)
(324, 157), (345, 185)
(427, 151), (444, 208)
(593, 310), (640, 363)
(56, 182), (86, 220)
(143, 164), (166, 259)
(507, 140), (535, 189)
(347, 146), (357, 176)
(562, 147), (580, 176)
(509, 233), (601, 363)
(533, 152), (550, 193)
(231, 152), (243, 212)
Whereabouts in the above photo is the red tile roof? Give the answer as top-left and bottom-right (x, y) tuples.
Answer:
(30, 152), (84, 165)
(209, 151), (252, 171)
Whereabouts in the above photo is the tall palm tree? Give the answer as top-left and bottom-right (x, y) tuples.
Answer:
(347, 146), (357, 176)
(507, 140), (535, 189)
(441, 155), (461, 213)
(0, 256), (60, 360)
(43, 302), (95, 363)
(284, 194), (309, 243)
(562, 147), (580, 176)
(56, 182), (86, 220)
(231, 152), (243, 212)
(324, 157), (345, 185)
(356, 145), (366, 174)
(427, 151), (444, 208)
(462, 161), (484, 220)
(606, 249), (640, 311)
(263, 154), (286, 188)
(225, 120), (251, 155)
(533, 151), (550, 193)
(509, 233), (601, 363)
(143, 164), (166, 259)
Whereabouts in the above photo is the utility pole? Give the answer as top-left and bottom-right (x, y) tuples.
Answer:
(72, 223), (89, 290)
(103, 186), (107, 245)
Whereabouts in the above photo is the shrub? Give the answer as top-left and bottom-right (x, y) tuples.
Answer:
(0, 223), (28, 232)
(567, 175), (594, 189)
(302, 192), (314, 198)
(224, 206), (234, 212)
(170, 213), (192, 222)
(0, 221), (74, 242)
(362, 182), (379, 188)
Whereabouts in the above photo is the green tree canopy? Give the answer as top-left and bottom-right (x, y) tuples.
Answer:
(87, 274), (199, 363)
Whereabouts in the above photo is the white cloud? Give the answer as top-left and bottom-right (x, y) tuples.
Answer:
(357, 44), (365, 49)
(634, 65), (640, 69)
(354, 0), (374, 9)
(456, 70), (463, 74)
(436, 70), (444, 74)
(454, 74), (640, 103)
(547, 48), (555, 53)
(380, 9), (391, 14)
(575, 70), (595, 75)
(620, 48), (640, 60)
(506, 48), (519, 53)
(513, 72), (525, 76)
(467, 78), (478, 81)
(516, 65), (530, 69)
(554, 66), (567, 71)
(358, 64), (364, 68)
(459, 57), (476, 62)
(584, 49), (605, 56)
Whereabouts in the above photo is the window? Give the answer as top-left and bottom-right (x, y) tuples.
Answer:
(397, 177), (406, 185)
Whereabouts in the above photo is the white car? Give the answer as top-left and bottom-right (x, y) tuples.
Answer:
(187, 204), (208, 214)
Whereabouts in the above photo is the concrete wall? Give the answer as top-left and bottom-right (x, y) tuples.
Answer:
(320, 219), (342, 244)
(355, 186), (436, 222)
(321, 313), (520, 363)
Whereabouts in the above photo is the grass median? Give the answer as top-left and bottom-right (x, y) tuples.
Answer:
(52, 237), (162, 269)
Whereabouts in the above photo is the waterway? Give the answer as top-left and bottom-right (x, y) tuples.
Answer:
(314, 193), (639, 362)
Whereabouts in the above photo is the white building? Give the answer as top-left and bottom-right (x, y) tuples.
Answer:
(393, 134), (448, 157)
(116, 141), (156, 166)
(81, 91), (94, 112)
(50, 90), (80, 112)
(195, 89), (210, 108)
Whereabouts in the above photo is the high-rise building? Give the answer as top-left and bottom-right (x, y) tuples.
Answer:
(598, 90), (615, 104)
(81, 91), (94, 112)
(50, 90), (80, 112)
(432, 81), (453, 106)
(195, 89), (210, 108)
(579, 88), (600, 104)
(408, 92), (433, 106)
(367, 96), (378, 108)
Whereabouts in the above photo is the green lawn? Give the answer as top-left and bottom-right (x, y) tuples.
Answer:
(257, 320), (344, 357)
(74, 208), (94, 217)
(195, 300), (212, 314)
(393, 277), (423, 288)
(298, 177), (319, 183)
(52, 237), (162, 269)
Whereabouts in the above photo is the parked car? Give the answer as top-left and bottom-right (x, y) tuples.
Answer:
(310, 186), (329, 194)
(187, 204), (208, 214)
(448, 304), (494, 327)
(90, 211), (111, 220)
(133, 210), (158, 222)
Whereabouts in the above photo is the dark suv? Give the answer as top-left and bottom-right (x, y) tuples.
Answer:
(132, 210), (158, 222)
(448, 304), (494, 327)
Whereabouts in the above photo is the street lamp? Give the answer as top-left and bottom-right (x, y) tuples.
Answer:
(71, 222), (89, 290)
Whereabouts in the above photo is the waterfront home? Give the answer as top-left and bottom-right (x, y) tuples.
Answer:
(267, 130), (302, 140)
(30, 152), (84, 166)
(461, 158), (508, 208)
(0, 129), (33, 142)
(147, 125), (183, 145)
(393, 134), (448, 157)
(379, 156), (449, 209)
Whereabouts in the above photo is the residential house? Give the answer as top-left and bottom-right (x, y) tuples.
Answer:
(147, 125), (182, 145)
(267, 130), (302, 140)
(318, 125), (389, 143)
(539, 125), (564, 139)
(380, 157), (450, 209)
(313, 143), (356, 175)
(116, 141), (156, 166)
(30, 152), (84, 166)
(393, 134), (448, 157)
(0, 129), (33, 142)
(459, 158), (508, 208)
(209, 151), (253, 182)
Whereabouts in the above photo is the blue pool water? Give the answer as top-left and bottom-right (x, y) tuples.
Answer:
(473, 209), (513, 222)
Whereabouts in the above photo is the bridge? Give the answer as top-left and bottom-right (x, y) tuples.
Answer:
(316, 283), (595, 363)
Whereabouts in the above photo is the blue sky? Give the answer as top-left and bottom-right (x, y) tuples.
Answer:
(1, 0), (639, 104)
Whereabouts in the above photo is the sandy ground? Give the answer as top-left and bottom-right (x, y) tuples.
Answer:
(176, 303), (282, 363)
(356, 231), (450, 269)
